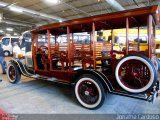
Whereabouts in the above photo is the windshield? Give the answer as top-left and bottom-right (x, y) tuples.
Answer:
(20, 32), (32, 52)
(2, 38), (10, 46)
(23, 32), (31, 42)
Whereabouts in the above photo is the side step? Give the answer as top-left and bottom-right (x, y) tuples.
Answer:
(15, 60), (66, 84)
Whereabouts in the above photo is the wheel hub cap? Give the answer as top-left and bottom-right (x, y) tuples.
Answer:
(84, 91), (89, 96)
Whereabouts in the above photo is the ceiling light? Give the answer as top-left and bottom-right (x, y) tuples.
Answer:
(45, 0), (59, 4)
(0, 3), (7, 7)
(6, 34), (11, 36)
(0, 30), (4, 32)
(156, 10), (159, 14)
(6, 28), (13, 31)
(9, 6), (23, 13)
(0, 13), (3, 22)
(0, 18), (2, 23)
(59, 20), (62, 23)
(14, 33), (18, 36)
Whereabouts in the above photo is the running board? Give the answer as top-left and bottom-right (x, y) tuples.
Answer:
(30, 74), (57, 82)
(22, 71), (69, 85)
(110, 90), (147, 101)
(110, 89), (158, 103)
(30, 74), (69, 85)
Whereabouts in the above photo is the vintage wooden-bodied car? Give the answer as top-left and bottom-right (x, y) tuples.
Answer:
(7, 5), (160, 109)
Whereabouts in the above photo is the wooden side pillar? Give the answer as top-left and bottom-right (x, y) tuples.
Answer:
(137, 27), (140, 52)
(90, 32), (92, 51)
(35, 34), (38, 52)
(67, 26), (71, 70)
(92, 22), (96, 69)
(55, 35), (57, 44)
(34, 33), (38, 70)
(31, 33), (35, 58)
(47, 30), (51, 60)
(147, 15), (153, 59)
(111, 29), (114, 51)
(71, 33), (74, 65)
(153, 25), (156, 38)
(47, 30), (52, 71)
(72, 33), (74, 43)
(32, 33), (37, 70)
(126, 17), (129, 55)
(153, 24), (156, 54)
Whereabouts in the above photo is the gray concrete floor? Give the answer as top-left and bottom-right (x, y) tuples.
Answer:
(0, 57), (160, 114)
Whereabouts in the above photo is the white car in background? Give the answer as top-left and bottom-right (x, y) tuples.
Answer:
(0, 36), (19, 56)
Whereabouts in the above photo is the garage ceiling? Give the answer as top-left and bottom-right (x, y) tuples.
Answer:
(0, 0), (159, 35)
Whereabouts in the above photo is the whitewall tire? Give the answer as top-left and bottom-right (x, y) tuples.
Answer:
(7, 62), (21, 84)
(75, 74), (105, 109)
(115, 55), (156, 93)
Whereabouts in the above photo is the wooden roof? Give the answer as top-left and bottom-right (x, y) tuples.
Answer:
(32, 5), (160, 35)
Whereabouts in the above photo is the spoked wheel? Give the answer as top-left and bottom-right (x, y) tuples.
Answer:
(75, 74), (105, 109)
(7, 62), (21, 84)
(115, 55), (157, 93)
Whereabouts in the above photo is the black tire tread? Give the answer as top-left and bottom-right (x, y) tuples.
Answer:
(7, 62), (21, 84)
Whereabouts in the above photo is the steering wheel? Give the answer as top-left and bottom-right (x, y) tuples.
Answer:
(39, 45), (48, 54)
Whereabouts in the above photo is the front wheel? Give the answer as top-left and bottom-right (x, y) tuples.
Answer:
(7, 62), (21, 84)
(75, 74), (105, 109)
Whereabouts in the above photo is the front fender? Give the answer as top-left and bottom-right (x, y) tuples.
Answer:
(71, 69), (113, 92)
(8, 58), (26, 75)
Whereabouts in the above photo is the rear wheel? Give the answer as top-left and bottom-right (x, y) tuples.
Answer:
(115, 55), (157, 93)
(75, 74), (105, 109)
(7, 62), (21, 84)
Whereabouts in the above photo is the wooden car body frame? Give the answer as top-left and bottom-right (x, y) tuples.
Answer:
(7, 5), (160, 109)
